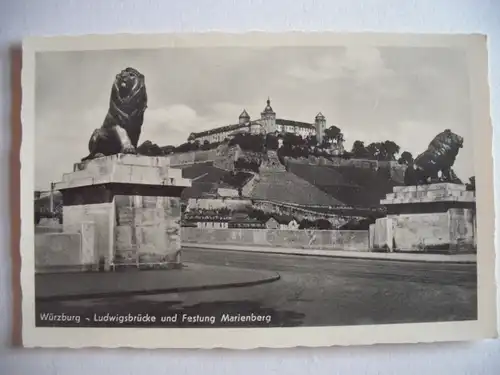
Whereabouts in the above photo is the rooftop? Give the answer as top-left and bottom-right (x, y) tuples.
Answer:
(239, 109), (250, 119)
(276, 118), (316, 130)
(261, 97), (275, 114)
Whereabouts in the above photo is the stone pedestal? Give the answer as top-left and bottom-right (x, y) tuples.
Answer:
(370, 183), (476, 253)
(54, 154), (191, 271)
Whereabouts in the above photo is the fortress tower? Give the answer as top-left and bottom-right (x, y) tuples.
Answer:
(260, 97), (276, 133)
(315, 112), (326, 144)
(239, 109), (250, 124)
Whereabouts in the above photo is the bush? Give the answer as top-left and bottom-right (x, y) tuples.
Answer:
(228, 133), (265, 153)
(265, 134), (280, 150)
(314, 218), (332, 230)
(247, 207), (270, 222)
(234, 157), (260, 173)
(220, 171), (253, 188)
(299, 218), (314, 229)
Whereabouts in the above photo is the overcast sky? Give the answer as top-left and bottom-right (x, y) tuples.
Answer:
(35, 45), (474, 190)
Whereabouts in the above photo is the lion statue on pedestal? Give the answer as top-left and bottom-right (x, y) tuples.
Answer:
(404, 129), (464, 185)
(81, 67), (148, 161)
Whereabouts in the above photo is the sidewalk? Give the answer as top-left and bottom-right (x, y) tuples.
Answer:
(36, 263), (280, 301)
(184, 243), (477, 263)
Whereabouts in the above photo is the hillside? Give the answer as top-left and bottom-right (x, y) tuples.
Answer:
(248, 170), (344, 206)
(286, 160), (404, 207)
(176, 162), (227, 200)
(168, 146), (406, 208)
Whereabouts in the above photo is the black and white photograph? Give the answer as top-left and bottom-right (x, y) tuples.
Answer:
(21, 33), (496, 348)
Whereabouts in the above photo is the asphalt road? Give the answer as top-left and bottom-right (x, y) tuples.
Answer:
(36, 247), (477, 328)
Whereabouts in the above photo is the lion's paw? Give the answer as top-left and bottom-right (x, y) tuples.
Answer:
(121, 145), (137, 154)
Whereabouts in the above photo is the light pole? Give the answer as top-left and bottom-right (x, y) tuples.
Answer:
(49, 182), (55, 213)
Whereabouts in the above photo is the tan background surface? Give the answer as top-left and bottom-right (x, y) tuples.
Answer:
(2, 1), (500, 374)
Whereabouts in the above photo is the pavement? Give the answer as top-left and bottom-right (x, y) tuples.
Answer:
(35, 263), (280, 301)
(184, 243), (477, 263)
(38, 248), (477, 328)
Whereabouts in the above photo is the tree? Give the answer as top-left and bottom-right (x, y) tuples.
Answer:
(247, 208), (270, 222)
(283, 132), (304, 148)
(324, 125), (344, 144)
(351, 140), (368, 158)
(305, 135), (318, 147)
(466, 176), (476, 191)
(174, 142), (194, 153)
(341, 151), (353, 159)
(234, 157), (260, 173)
(364, 141), (400, 161)
(382, 140), (400, 161)
(229, 133), (265, 152)
(137, 140), (164, 156)
(299, 218), (314, 229)
(265, 133), (280, 150)
(365, 142), (382, 160)
(161, 145), (176, 155)
(314, 218), (332, 230)
(398, 151), (414, 165)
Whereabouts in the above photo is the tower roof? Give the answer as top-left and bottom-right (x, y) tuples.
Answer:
(315, 112), (325, 120)
(262, 97), (275, 114)
(239, 109), (250, 119)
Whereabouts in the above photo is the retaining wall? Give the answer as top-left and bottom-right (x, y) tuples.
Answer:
(182, 227), (369, 251)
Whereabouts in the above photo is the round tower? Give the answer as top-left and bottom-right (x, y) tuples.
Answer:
(315, 112), (326, 145)
(260, 97), (276, 133)
(239, 109), (250, 124)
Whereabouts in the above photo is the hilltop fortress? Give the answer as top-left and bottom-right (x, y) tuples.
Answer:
(188, 98), (329, 145)
(161, 97), (408, 226)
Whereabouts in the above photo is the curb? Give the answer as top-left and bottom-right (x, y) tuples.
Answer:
(36, 272), (281, 302)
(183, 244), (477, 264)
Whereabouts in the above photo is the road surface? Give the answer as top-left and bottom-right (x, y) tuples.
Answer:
(36, 247), (477, 328)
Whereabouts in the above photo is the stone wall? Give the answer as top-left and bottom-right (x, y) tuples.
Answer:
(182, 228), (369, 251)
(114, 195), (182, 267)
(63, 203), (115, 269)
(285, 156), (404, 171)
(369, 209), (476, 253)
(392, 213), (450, 252)
(167, 150), (218, 167)
(217, 187), (239, 197)
(448, 208), (475, 252)
(35, 222), (96, 273)
(187, 198), (252, 211)
(213, 144), (241, 171)
(370, 217), (394, 251)
(241, 173), (259, 197)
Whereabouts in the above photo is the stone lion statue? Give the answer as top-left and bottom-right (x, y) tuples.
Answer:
(81, 67), (148, 161)
(404, 129), (464, 185)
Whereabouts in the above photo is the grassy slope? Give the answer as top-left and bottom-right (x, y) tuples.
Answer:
(249, 170), (344, 206)
(286, 161), (401, 207)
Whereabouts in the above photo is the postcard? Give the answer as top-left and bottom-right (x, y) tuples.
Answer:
(19, 32), (497, 348)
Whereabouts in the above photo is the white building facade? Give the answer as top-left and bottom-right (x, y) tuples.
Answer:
(188, 98), (329, 144)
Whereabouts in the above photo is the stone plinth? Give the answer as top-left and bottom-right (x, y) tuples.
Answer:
(380, 183), (475, 215)
(370, 183), (476, 253)
(54, 154), (191, 271)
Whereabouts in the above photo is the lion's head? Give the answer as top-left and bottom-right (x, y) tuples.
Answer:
(114, 68), (142, 97)
(426, 129), (463, 160)
(414, 129), (464, 172)
(111, 67), (147, 112)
